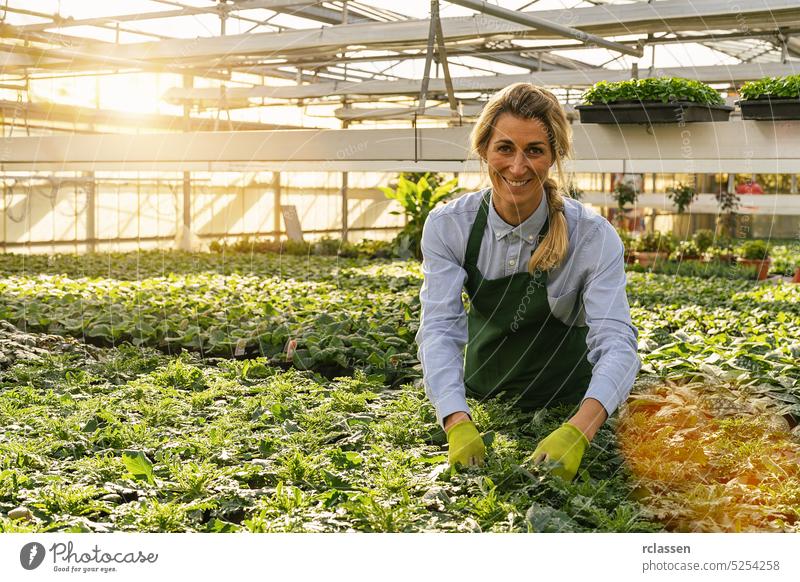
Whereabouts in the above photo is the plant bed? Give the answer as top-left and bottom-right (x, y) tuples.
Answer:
(577, 101), (733, 124)
(634, 251), (669, 268)
(738, 97), (800, 120)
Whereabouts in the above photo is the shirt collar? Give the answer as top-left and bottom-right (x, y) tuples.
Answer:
(487, 188), (549, 243)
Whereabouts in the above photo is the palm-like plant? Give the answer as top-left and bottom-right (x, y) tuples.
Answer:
(379, 174), (461, 260)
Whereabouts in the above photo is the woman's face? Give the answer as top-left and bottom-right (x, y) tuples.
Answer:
(484, 113), (555, 215)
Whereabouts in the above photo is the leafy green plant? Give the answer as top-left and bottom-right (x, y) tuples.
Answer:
(769, 243), (800, 276)
(667, 183), (697, 214)
(1, 250), (797, 533)
(740, 75), (800, 100)
(713, 190), (739, 238)
(670, 240), (702, 261)
(612, 181), (638, 227)
(379, 174), (461, 260)
(737, 239), (771, 261)
(581, 78), (724, 106)
(567, 183), (584, 201)
(692, 229), (715, 253)
(633, 231), (675, 254)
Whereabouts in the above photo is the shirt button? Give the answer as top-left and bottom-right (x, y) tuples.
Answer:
(509, 259), (516, 266)
(528, 235), (534, 241)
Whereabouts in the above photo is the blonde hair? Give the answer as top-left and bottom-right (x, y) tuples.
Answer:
(470, 83), (572, 273)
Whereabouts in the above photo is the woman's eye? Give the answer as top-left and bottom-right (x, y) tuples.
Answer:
(527, 148), (543, 155)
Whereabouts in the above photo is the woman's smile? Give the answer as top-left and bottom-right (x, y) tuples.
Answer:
(485, 113), (554, 224)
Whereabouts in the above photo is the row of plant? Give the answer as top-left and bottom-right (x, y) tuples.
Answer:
(209, 236), (393, 260)
(619, 229), (800, 280)
(0, 263), (422, 384)
(1, 252), (797, 415)
(578, 75), (800, 123)
(0, 342), (659, 533)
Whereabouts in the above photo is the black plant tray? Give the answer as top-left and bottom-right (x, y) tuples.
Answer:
(737, 98), (800, 120)
(576, 101), (734, 124)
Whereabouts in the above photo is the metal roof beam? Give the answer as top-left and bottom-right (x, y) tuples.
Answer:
(447, 0), (642, 57)
(0, 99), (309, 132)
(163, 62), (800, 102)
(90, 0), (800, 62)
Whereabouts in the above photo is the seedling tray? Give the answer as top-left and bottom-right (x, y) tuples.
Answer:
(576, 101), (733, 124)
(737, 98), (800, 120)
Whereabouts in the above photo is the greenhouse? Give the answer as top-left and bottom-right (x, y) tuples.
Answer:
(1, 0), (799, 546)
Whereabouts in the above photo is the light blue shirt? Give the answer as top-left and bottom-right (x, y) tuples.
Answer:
(416, 188), (640, 427)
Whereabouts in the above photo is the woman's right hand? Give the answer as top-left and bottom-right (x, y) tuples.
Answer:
(445, 413), (485, 467)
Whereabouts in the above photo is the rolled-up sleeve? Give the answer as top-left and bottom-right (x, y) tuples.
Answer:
(579, 222), (640, 416)
(415, 212), (471, 427)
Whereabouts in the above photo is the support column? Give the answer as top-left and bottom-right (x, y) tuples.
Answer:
(180, 74), (193, 250)
(341, 171), (349, 242)
(182, 171), (191, 246)
(86, 171), (96, 253)
(272, 171), (281, 242)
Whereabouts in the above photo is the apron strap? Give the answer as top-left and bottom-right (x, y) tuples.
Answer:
(464, 190), (490, 268)
(464, 189), (553, 270)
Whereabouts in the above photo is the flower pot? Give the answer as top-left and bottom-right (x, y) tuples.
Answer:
(737, 257), (771, 281)
(635, 251), (669, 268)
(576, 101), (733, 124)
(737, 97), (800, 120)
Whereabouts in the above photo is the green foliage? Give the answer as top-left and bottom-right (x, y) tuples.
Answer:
(692, 229), (716, 253)
(740, 75), (800, 100)
(380, 173), (461, 260)
(737, 239), (771, 260)
(669, 240), (701, 261)
(667, 183), (697, 214)
(770, 243), (800, 276)
(0, 250), (797, 532)
(612, 181), (638, 218)
(208, 236), (393, 259)
(632, 231), (676, 253)
(122, 451), (156, 485)
(567, 183), (584, 201)
(581, 78), (724, 106)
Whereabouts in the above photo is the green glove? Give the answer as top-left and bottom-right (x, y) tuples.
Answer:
(447, 420), (486, 467)
(531, 423), (589, 481)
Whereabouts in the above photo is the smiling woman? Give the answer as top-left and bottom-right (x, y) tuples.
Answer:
(416, 82), (639, 481)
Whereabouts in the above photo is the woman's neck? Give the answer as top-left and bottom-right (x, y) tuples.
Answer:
(491, 188), (544, 226)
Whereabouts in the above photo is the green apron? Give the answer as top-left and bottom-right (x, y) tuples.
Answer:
(464, 191), (593, 409)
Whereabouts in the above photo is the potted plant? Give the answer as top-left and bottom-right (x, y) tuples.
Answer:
(567, 182), (584, 201)
(705, 243), (736, 265)
(736, 239), (772, 281)
(670, 240), (702, 262)
(576, 77), (733, 124)
(714, 190), (740, 239)
(667, 183), (698, 215)
(616, 227), (636, 264)
(633, 231), (675, 267)
(379, 173), (461, 260)
(692, 229), (715, 255)
(737, 74), (800, 120)
(611, 181), (638, 228)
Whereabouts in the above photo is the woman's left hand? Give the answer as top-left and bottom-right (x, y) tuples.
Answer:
(531, 423), (588, 480)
